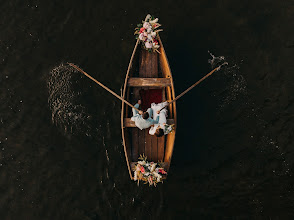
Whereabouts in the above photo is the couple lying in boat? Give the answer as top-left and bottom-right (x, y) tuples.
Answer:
(131, 100), (171, 137)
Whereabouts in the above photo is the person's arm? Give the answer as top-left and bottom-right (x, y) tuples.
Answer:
(153, 115), (160, 124)
(147, 108), (153, 118)
(132, 102), (143, 116)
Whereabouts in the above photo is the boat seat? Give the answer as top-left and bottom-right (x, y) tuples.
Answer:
(127, 77), (171, 87)
(124, 118), (175, 127)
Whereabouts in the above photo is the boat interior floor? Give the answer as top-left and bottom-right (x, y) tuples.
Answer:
(127, 50), (166, 162)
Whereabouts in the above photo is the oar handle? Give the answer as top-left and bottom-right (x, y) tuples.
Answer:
(67, 63), (141, 112)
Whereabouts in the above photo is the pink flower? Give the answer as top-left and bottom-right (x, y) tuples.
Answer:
(139, 33), (145, 41)
(145, 41), (153, 49)
(139, 27), (145, 33)
(140, 166), (145, 174)
(158, 169), (167, 174)
(143, 22), (150, 29)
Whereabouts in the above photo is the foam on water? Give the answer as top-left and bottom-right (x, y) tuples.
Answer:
(208, 51), (291, 178)
(208, 51), (247, 111)
(208, 50), (226, 69)
(47, 63), (92, 136)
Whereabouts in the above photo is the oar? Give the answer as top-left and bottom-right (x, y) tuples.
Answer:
(159, 63), (228, 112)
(67, 63), (141, 112)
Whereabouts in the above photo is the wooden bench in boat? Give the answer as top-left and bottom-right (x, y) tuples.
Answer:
(127, 77), (171, 87)
(124, 118), (175, 128)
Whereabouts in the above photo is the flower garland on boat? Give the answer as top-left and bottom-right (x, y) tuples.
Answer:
(134, 14), (162, 53)
(133, 154), (167, 186)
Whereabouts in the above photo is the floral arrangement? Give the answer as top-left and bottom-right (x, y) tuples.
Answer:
(164, 124), (175, 135)
(133, 154), (167, 186)
(134, 14), (162, 53)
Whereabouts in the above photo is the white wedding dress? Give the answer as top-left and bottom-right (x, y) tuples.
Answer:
(149, 101), (168, 135)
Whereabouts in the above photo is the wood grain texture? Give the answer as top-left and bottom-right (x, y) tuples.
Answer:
(144, 129), (152, 160)
(130, 86), (140, 161)
(151, 135), (158, 161)
(131, 128), (138, 161)
(121, 39), (140, 179)
(157, 136), (165, 162)
(158, 37), (177, 171)
(138, 129), (145, 158)
(127, 78), (171, 87)
(122, 35), (176, 179)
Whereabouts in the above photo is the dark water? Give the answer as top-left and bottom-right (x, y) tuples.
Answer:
(1, 0), (294, 219)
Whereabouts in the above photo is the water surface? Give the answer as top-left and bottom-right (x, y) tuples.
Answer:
(1, 0), (294, 219)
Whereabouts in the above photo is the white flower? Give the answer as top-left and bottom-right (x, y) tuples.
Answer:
(143, 22), (150, 29)
(147, 27), (152, 33)
(139, 33), (145, 41)
(138, 161), (146, 166)
(150, 18), (158, 24)
(144, 172), (150, 176)
(157, 176), (162, 182)
(153, 43), (160, 49)
(147, 34), (153, 41)
(145, 41), (153, 49)
(145, 14), (151, 21)
(152, 172), (162, 182)
(143, 31), (148, 37)
(150, 163), (157, 172)
(151, 32), (156, 37)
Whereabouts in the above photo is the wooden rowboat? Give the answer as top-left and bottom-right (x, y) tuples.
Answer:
(121, 36), (177, 180)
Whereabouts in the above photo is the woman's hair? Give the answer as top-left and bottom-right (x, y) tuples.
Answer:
(142, 112), (149, 119)
(155, 128), (164, 137)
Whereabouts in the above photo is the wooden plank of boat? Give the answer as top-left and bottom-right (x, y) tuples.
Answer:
(127, 78), (171, 87)
(121, 36), (177, 180)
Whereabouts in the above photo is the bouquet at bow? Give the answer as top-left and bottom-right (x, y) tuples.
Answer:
(134, 14), (162, 53)
(133, 154), (167, 186)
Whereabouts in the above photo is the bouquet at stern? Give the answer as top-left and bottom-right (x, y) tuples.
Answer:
(133, 154), (167, 186)
(134, 14), (162, 53)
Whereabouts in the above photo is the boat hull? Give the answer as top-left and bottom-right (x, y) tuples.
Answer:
(121, 36), (176, 179)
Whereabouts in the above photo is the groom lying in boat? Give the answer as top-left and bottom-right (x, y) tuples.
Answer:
(131, 100), (159, 130)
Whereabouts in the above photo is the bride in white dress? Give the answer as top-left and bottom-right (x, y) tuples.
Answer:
(149, 101), (170, 137)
